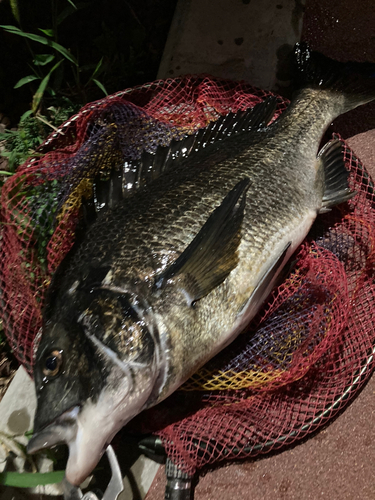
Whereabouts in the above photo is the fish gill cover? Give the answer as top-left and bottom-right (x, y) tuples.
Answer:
(1, 76), (375, 473)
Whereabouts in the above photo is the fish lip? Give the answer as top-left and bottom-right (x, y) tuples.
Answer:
(27, 426), (66, 454)
(27, 405), (80, 454)
(65, 440), (107, 486)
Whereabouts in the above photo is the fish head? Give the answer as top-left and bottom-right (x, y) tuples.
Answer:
(28, 285), (161, 486)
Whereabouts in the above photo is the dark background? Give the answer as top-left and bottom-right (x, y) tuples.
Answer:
(0, 0), (177, 124)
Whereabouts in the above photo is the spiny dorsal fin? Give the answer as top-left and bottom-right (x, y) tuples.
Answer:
(318, 139), (355, 213)
(121, 97), (277, 195)
(88, 98), (277, 216)
(155, 178), (251, 305)
(93, 168), (124, 211)
(191, 96), (277, 148)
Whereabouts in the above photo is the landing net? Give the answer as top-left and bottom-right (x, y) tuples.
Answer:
(0, 76), (374, 473)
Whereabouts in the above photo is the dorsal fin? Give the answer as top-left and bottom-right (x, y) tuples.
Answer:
(93, 168), (124, 210)
(89, 97), (278, 213)
(154, 178), (251, 305)
(130, 96), (277, 191)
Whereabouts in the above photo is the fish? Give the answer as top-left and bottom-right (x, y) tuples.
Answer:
(27, 43), (375, 485)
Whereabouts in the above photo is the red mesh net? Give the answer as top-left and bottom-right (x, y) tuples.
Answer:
(0, 76), (374, 474)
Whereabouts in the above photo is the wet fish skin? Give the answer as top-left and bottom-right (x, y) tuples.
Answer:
(28, 44), (375, 485)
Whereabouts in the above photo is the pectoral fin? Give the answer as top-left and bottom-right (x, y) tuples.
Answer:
(155, 178), (251, 304)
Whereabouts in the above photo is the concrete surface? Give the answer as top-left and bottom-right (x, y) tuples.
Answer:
(302, 0), (375, 139)
(158, 0), (306, 91)
(119, 455), (160, 500)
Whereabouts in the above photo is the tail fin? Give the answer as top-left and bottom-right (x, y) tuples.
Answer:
(294, 42), (375, 111)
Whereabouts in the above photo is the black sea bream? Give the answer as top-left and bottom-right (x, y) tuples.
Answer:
(28, 44), (375, 485)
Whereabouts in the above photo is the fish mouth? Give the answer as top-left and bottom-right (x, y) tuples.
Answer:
(27, 406), (80, 454)
(27, 404), (108, 486)
(28, 358), (157, 485)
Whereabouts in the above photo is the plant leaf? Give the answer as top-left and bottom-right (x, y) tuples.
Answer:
(19, 109), (34, 121)
(0, 25), (50, 43)
(57, 2), (89, 25)
(67, 0), (78, 9)
(32, 75), (50, 112)
(0, 471), (65, 487)
(33, 54), (55, 66)
(14, 75), (40, 88)
(32, 60), (63, 112)
(9, 0), (20, 24)
(93, 78), (108, 96)
(89, 57), (104, 81)
(0, 25), (78, 66)
(38, 28), (54, 38)
(0, 24), (21, 30)
(47, 40), (78, 66)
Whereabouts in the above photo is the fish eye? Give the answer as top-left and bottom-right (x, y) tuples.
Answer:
(43, 349), (63, 378)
